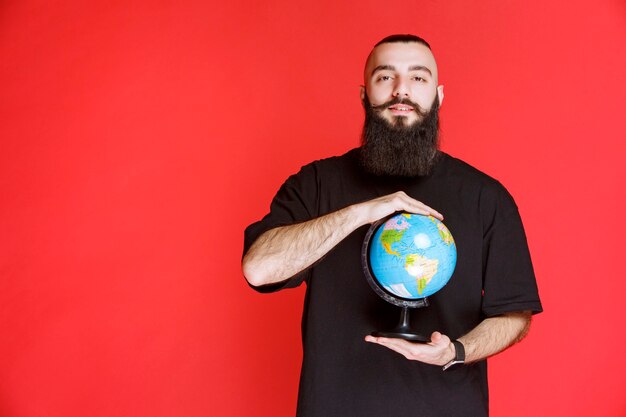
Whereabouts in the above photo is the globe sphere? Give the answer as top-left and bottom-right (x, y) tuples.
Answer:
(363, 212), (457, 303)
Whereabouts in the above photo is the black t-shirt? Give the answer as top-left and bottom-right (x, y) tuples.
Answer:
(244, 149), (542, 417)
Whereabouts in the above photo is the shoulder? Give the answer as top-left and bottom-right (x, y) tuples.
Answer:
(302, 148), (360, 171)
(439, 152), (516, 204)
(276, 148), (360, 192)
(439, 153), (500, 186)
(288, 148), (360, 181)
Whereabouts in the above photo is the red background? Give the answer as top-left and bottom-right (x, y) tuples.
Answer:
(1, 1), (625, 416)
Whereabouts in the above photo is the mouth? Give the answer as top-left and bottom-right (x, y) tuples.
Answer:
(387, 104), (414, 115)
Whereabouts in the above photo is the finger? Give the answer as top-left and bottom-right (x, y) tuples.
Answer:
(365, 336), (410, 354)
(400, 196), (444, 220)
(366, 336), (417, 359)
(384, 192), (442, 220)
(412, 202), (444, 220)
(428, 332), (451, 353)
(430, 331), (442, 345)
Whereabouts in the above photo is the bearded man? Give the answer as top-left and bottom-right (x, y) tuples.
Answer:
(242, 34), (542, 417)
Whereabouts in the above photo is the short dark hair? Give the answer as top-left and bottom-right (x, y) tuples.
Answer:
(374, 34), (431, 50)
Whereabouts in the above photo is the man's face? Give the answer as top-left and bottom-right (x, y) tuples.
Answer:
(362, 42), (443, 127)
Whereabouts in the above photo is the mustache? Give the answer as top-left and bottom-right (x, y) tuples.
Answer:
(369, 97), (428, 116)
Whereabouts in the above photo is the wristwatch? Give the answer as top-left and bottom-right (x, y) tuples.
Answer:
(442, 340), (465, 371)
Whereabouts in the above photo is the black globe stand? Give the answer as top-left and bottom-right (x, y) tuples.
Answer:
(371, 305), (431, 343)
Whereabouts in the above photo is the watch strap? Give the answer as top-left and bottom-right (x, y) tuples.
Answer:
(442, 339), (465, 371)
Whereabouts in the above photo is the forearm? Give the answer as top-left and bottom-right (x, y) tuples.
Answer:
(458, 311), (532, 363)
(242, 191), (443, 287)
(242, 204), (365, 286)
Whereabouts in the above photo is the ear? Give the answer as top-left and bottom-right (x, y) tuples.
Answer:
(437, 85), (444, 106)
(360, 85), (366, 102)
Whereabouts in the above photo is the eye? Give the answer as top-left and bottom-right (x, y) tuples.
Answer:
(376, 75), (393, 82)
(411, 76), (426, 82)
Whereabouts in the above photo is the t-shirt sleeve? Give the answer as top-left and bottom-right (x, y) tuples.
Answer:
(481, 185), (543, 317)
(242, 163), (319, 293)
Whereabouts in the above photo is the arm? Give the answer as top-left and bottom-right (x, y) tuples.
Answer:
(459, 311), (531, 362)
(242, 191), (443, 287)
(364, 311), (532, 366)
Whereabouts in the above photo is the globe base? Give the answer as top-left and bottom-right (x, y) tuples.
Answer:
(371, 330), (431, 343)
(370, 306), (431, 343)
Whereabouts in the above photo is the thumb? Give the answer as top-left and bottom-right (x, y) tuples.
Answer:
(430, 331), (450, 347)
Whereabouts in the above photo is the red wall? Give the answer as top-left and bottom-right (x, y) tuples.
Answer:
(1, 1), (625, 416)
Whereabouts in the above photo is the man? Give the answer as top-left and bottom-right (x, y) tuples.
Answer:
(242, 34), (542, 417)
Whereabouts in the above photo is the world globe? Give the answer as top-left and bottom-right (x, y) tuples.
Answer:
(361, 212), (457, 341)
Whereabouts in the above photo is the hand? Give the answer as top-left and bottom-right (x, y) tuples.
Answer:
(355, 191), (443, 226)
(365, 331), (455, 366)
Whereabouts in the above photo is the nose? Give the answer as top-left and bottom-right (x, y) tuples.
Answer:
(393, 77), (409, 98)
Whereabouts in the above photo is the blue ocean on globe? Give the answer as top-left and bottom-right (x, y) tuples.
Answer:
(369, 213), (457, 299)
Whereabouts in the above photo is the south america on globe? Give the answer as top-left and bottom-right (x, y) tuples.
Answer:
(368, 213), (457, 300)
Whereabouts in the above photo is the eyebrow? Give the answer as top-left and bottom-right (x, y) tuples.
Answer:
(371, 64), (432, 76)
(409, 65), (432, 75)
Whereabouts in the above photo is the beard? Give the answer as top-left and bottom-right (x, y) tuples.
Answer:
(359, 94), (440, 177)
